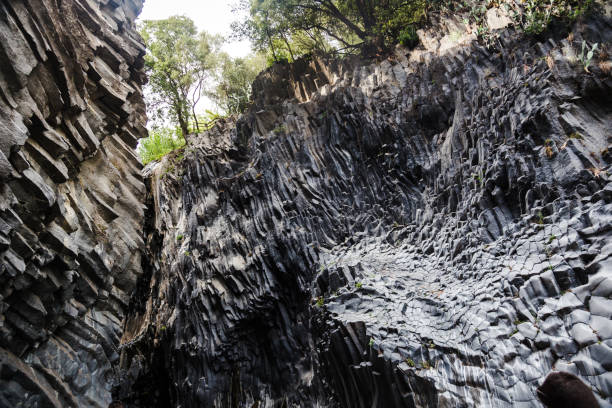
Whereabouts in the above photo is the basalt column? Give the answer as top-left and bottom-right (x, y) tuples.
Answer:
(0, 1), (147, 407)
(120, 8), (612, 408)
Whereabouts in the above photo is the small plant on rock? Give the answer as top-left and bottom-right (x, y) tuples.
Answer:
(568, 132), (583, 140)
(519, 0), (593, 35)
(545, 245), (553, 258)
(273, 124), (287, 135)
(315, 297), (325, 307)
(398, 25), (419, 48)
(523, 0), (551, 35)
(405, 358), (416, 367)
(138, 127), (186, 165)
(476, 24), (489, 38)
(578, 41), (599, 72)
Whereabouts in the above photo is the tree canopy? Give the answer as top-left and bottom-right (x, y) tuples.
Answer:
(213, 54), (267, 115)
(138, 16), (269, 164)
(140, 16), (223, 136)
(233, 0), (431, 61)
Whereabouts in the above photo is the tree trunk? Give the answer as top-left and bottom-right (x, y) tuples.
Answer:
(355, 0), (375, 32)
(169, 79), (191, 138)
(178, 113), (189, 138)
(312, 1), (368, 41)
(192, 107), (200, 133)
(281, 33), (295, 61)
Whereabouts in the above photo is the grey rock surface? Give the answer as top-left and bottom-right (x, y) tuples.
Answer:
(0, 0), (147, 407)
(1, 1), (611, 408)
(118, 6), (612, 408)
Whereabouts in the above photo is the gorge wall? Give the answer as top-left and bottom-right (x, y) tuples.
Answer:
(0, 0), (147, 407)
(1, 1), (612, 408)
(119, 5), (612, 408)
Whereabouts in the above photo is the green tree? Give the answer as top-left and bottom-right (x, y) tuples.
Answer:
(519, 0), (593, 35)
(214, 54), (266, 114)
(233, 0), (430, 59)
(233, 0), (349, 61)
(140, 16), (223, 137)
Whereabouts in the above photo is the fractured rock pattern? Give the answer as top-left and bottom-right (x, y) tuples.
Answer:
(1, 1), (611, 407)
(121, 10), (612, 408)
(0, 0), (147, 406)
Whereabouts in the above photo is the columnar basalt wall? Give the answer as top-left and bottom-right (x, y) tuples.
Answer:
(3, 1), (610, 407)
(120, 8), (612, 408)
(0, 1), (147, 407)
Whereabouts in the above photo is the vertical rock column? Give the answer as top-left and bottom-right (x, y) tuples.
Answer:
(118, 9), (612, 407)
(0, 0), (147, 407)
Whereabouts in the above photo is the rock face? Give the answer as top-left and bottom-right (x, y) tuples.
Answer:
(2, 1), (612, 408)
(0, 0), (147, 407)
(119, 8), (612, 408)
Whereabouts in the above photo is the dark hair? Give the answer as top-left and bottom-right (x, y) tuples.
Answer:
(537, 372), (599, 408)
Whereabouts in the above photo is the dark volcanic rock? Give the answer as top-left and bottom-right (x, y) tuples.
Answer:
(2, 1), (612, 407)
(0, 0), (147, 407)
(118, 7), (612, 408)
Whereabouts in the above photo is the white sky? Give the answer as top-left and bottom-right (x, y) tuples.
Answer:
(137, 0), (252, 58)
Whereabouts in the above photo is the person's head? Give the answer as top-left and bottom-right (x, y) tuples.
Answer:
(108, 402), (124, 408)
(537, 372), (599, 408)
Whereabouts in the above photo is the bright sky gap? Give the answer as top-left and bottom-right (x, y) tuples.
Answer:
(138, 0), (252, 58)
